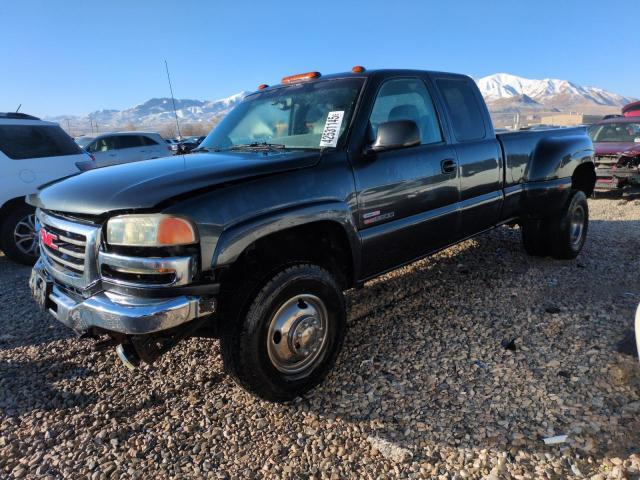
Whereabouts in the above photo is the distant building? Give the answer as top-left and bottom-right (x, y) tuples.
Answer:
(539, 113), (603, 126)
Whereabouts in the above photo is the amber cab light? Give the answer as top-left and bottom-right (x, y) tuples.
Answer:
(351, 65), (366, 73)
(257, 84), (269, 90)
(281, 71), (320, 84)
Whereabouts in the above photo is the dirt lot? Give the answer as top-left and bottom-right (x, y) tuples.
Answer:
(1, 198), (639, 479)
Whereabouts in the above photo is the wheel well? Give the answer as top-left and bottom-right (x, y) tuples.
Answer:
(0, 197), (30, 223)
(572, 162), (596, 197)
(220, 221), (355, 291)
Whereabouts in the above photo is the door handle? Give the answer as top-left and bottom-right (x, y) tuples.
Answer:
(441, 159), (457, 174)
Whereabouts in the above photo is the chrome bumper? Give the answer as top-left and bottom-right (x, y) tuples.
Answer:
(32, 259), (215, 335)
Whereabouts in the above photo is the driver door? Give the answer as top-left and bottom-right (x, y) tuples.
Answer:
(353, 77), (460, 278)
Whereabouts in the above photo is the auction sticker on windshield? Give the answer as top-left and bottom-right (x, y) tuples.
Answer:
(319, 111), (344, 147)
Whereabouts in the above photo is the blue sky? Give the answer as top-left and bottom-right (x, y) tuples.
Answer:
(1, 0), (638, 116)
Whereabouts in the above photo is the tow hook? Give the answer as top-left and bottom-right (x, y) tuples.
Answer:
(116, 343), (141, 370)
(114, 316), (210, 371)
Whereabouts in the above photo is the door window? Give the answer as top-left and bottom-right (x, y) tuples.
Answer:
(141, 135), (159, 146)
(117, 135), (144, 149)
(435, 78), (486, 141)
(90, 136), (119, 152)
(369, 78), (442, 145)
(0, 125), (82, 159)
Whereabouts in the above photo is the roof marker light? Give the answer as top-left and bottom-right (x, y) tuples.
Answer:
(281, 71), (321, 84)
(351, 65), (366, 73)
(257, 84), (269, 90)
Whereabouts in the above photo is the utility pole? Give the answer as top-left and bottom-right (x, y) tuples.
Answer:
(165, 60), (182, 140)
(66, 118), (71, 137)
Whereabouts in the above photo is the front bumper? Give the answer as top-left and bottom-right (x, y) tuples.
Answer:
(595, 166), (640, 189)
(31, 258), (215, 335)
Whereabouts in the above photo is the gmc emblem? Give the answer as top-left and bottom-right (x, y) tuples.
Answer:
(40, 229), (58, 250)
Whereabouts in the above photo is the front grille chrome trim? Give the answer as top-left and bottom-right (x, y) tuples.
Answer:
(56, 246), (86, 260)
(37, 209), (101, 292)
(42, 245), (85, 272)
(57, 235), (86, 247)
(98, 251), (196, 288)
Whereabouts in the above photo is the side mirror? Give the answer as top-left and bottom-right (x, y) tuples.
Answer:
(366, 120), (421, 154)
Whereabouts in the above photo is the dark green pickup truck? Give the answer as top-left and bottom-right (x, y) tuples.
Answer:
(28, 68), (595, 401)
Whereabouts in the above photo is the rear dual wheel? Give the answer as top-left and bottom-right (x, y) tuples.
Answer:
(521, 190), (588, 259)
(221, 264), (346, 402)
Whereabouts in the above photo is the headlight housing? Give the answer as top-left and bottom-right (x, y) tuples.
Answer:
(106, 214), (198, 247)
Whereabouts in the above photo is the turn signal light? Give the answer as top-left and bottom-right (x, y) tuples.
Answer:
(281, 71), (320, 84)
(157, 217), (197, 246)
(257, 84), (269, 90)
(351, 65), (366, 73)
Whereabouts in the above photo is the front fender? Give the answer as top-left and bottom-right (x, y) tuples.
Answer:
(212, 200), (361, 276)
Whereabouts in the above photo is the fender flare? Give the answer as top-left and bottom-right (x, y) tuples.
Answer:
(526, 131), (594, 182)
(211, 200), (361, 280)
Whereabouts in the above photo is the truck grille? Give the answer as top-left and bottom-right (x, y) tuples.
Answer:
(41, 223), (87, 273)
(38, 210), (101, 291)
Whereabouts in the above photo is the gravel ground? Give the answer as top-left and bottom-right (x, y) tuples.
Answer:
(1, 197), (639, 479)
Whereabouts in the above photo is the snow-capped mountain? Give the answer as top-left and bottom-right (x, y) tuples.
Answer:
(46, 74), (636, 135)
(477, 73), (635, 112)
(46, 92), (247, 134)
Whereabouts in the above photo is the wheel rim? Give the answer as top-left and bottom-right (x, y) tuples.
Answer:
(266, 294), (329, 376)
(570, 204), (585, 248)
(13, 213), (39, 257)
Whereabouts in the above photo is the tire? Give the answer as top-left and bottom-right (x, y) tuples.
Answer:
(221, 263), (346, 402)
(547, 190), (589, 259)
(0, 203), (39, 265)
(521, 219), (550, 257)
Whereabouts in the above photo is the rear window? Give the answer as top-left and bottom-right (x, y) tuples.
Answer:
(436, 78), (486, 141)
(0, 124), (82, 160)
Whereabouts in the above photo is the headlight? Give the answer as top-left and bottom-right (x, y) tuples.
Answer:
(107, 214), (197, 247)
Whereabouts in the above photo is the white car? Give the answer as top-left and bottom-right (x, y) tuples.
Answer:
(75, 132), (172, 167)
(0, 113), (95, 264)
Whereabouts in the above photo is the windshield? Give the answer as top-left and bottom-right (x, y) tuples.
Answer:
(75, 136), (95, 148)
(200, 78), (364, 151)
(589, 122), (640, 143)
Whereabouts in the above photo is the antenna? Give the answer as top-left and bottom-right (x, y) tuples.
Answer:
(15, 104), (21, 113)
(165, 59), (182, 139)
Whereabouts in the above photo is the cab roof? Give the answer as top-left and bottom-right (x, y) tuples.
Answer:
(251, 68), (472, 94)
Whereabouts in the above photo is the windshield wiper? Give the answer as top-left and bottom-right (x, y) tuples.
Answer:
(229, 142), (287, 152)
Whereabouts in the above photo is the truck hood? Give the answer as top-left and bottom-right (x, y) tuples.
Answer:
(594, 142), (640, 156)
(31, 150), (321, 216)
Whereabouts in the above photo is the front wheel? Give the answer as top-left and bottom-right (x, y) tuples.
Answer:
(221, 264), (346, 402)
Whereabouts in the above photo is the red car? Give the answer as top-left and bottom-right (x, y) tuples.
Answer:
(623, 101), (640, 117)
(589, 117), (640, 191)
